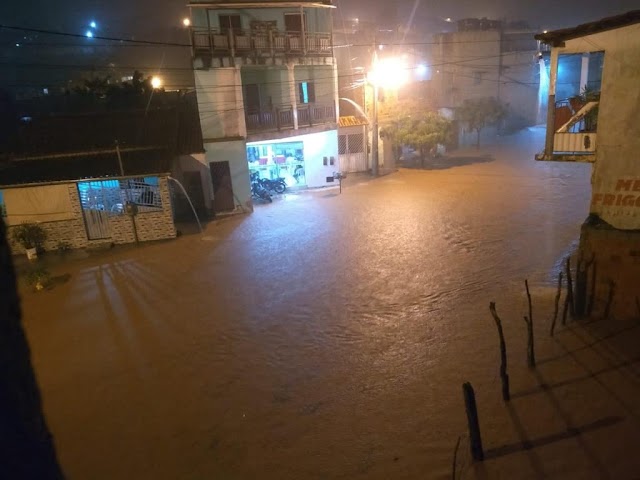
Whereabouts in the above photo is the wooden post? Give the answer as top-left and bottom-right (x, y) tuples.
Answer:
(462, 383), (484, 462)
(550, 271), (563, 336)
(524, 280), (535, 368)
(489, 302), (510, 401)
(587, 260), (597, 317)
(566, 257), (575, 320)
(603, 280), (615, 320)
(451, 436), (461, 479)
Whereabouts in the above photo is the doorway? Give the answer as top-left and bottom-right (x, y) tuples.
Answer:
(209, 161), (236, 213)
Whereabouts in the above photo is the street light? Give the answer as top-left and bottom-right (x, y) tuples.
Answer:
(151, 76), (162, 89)
(182, 17), (191, 27)
(367, 55), (409, 176)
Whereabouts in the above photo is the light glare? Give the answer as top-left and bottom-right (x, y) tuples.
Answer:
(368, 57), (409, 89)
(151, 76), (162, 89)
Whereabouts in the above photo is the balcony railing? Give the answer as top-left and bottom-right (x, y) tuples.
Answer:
(245, 103), (336, 133)
(191, 27), (332, 61)
(538, 96), (599, 161)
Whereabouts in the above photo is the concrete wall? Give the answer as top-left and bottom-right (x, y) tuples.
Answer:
(173, 153), (215, 215)
(5, 178), (176, 255)
(194, 68), (246, 140)
(558, 23), (640, 229)
(577, 222), (640, 321)
(191, 6), (331, 33)
(432, 30), (538, 130)
(204, 139), (253, 211)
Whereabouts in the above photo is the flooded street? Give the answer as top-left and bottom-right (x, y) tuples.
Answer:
(22, 127), (611, 479)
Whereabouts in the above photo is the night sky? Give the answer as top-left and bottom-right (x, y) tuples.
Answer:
(1, 0), (638, 91)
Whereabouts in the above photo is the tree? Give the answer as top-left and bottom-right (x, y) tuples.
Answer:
(379, 97), (452, 168)
(0, 219), (65, 479)
(456, 97), (507, 148)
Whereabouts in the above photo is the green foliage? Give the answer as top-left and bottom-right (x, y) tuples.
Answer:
(11, 223), (47, 250)
(379, 97), (452, 161)
(456, 97), (508, 147)
(25, 266), (51, 291)
(71, 70), (162, 101)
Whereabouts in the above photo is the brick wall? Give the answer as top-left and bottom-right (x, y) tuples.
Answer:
(5, 178), (176, 255)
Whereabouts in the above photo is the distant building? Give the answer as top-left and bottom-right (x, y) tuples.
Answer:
(186, 0), (340, 213)
(432, 18), (540, 142)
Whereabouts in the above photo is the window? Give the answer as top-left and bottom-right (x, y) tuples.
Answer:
(284, 13), (306, 32)
(0, 190), (5, 218)
(298, 81), (315, 104)
(338, 135), (347, 154)
(122, 178), (163, 212)
(219, 14), (242, 32)
(244, 83), (261, 112)
(77, 178), (162, 215)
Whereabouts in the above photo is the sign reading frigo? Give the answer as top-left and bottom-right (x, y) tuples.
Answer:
(592, 179), (640, 208)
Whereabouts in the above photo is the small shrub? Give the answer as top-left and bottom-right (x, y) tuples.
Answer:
(25, 266), (51, 291)
(11, 223), (47, 250)
(57, 241), (72, 254)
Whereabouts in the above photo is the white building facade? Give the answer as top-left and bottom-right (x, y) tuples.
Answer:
(187, 0), (340, 212)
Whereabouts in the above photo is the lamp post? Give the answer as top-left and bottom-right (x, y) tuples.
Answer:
(367, 55), (409, 176)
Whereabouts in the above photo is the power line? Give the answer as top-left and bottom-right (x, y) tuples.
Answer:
(0, 24), (541, 49)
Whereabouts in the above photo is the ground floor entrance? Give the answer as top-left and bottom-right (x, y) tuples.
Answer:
(247, 141), (306, 188)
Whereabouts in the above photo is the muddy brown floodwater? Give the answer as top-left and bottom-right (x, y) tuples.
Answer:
(23, 127), (640, 479)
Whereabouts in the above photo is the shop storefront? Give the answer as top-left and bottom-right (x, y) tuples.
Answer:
(247, 141), (306, 187)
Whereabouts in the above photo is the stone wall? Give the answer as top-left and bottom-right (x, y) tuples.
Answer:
(5, 177), (176, 255)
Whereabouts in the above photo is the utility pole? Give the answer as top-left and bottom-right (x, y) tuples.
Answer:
(370, 39), (379, 177)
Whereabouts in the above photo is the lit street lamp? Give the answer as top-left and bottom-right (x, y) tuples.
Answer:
(182, 18), (191, 27)
(151, 76), (162, 89)
(367, 55), (409, 176)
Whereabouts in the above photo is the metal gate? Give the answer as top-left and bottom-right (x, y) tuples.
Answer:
(77, 180), (116, 240)
(339, 131), (367, 173)
(83, 209), (111, 240)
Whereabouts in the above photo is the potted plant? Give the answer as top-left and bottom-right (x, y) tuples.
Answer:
(11, 223), (47, 260)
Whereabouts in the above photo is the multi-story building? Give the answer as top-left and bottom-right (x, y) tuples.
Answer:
(432, 19), (540, 142)
(536, 10), (640, 319)
(187, 0), (339, 213)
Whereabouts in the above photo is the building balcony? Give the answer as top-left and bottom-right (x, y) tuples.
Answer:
(245, 103), (336, 134)
(537, 97), (599, 162)
(191, 27), (332, 66)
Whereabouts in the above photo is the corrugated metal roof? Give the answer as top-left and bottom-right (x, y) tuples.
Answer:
(338, 116), (368, 127)
(536, 10), (640, 45)
(0, 92), (204, 187)
(0, 148), (172, 187)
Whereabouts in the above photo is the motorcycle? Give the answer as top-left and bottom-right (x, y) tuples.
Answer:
(250, 172), (273, 203)
(258, 177), (287, 194)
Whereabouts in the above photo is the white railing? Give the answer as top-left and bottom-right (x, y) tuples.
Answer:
(553, 132), (597, 154)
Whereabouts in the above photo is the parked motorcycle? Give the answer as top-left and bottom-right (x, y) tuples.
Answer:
(258, 177), (287, 194)
(250, 172), (273, 203)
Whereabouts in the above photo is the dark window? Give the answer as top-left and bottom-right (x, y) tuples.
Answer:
(219, 14), (242, 32)
(284, 13), (306, 32)
(338, 135), (347, 154)
(244, 84), (260, 112)
(298, 82), (315, 104)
